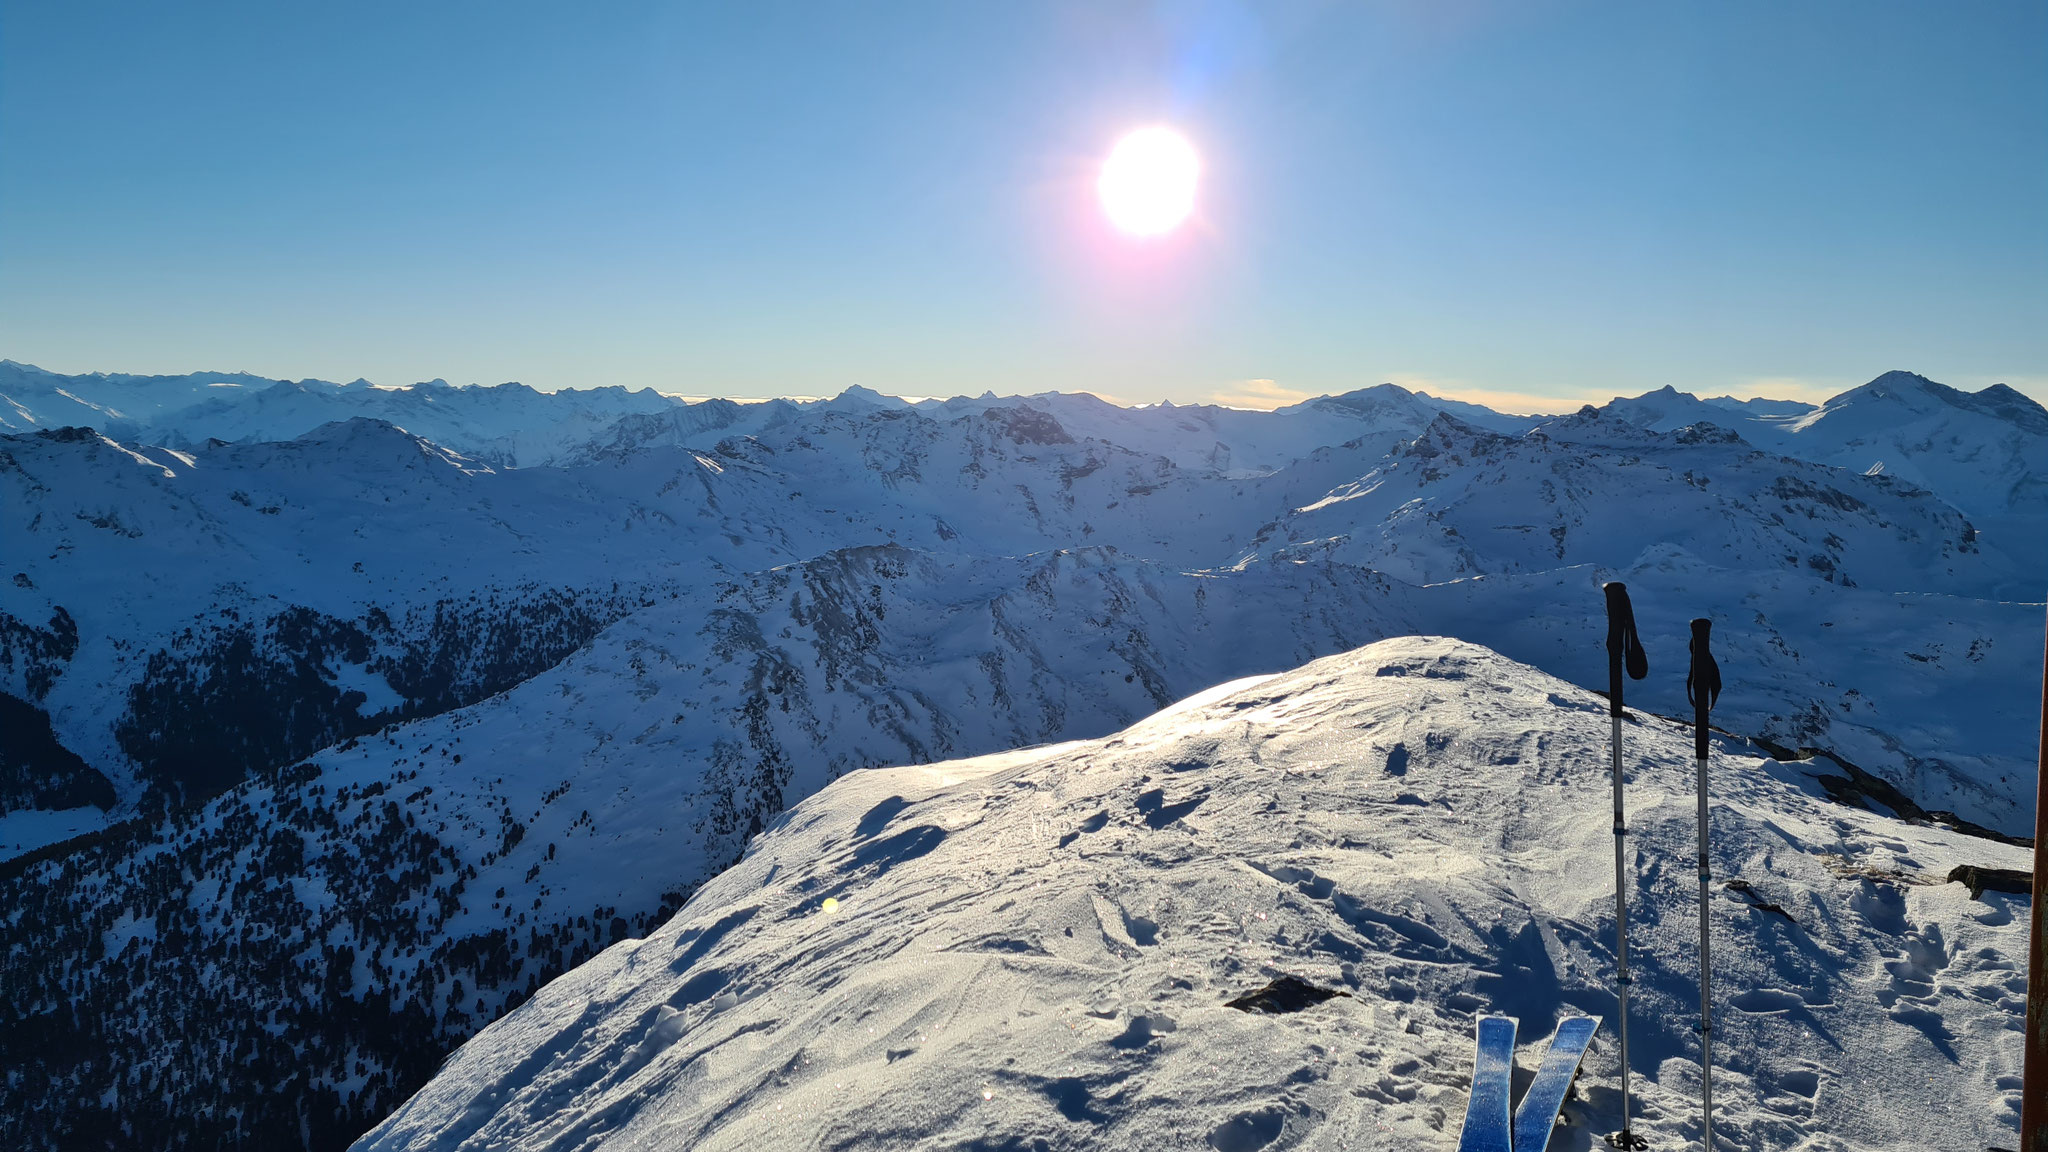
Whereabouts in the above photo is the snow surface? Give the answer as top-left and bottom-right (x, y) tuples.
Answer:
(6, 374), (2041, 843)
(3, 366), (2044, 1152)
(354, 637), (2032, 1152)
(0, 804), (104, 857)
(0, 361), (1530, 475)
(1597, 372), (2048, 527)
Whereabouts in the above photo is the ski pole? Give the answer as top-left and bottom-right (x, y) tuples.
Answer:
(2021, 601), (2047, 1152)
(1688, 618), (1722, 1150)
(1602, 581), (1648, 1151)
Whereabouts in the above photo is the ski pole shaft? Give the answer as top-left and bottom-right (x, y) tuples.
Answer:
(1690, 617), (1720, 1151)
(1609, 711), (1634, 1139)
(2022, 601), (2047, 1152)
(1602, 581), (1648, 1148)
(1696, 746), (1714, 1150)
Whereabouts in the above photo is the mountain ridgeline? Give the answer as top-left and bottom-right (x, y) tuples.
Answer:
(0, 363), (2042, 1150)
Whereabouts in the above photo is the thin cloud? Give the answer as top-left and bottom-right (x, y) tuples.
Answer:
(1382, 374), (1594, 416)
(1723, 376), (1856, 405)
(1204, 378), (1316, 411)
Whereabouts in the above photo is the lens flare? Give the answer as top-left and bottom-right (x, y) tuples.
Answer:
(1098, 127), (1198, 237)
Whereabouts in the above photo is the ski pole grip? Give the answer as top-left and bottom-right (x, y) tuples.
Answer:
(1690, 618), (1713, 760)
(1686, 616), (1722, 760)
(1603, 582), (1641, 717)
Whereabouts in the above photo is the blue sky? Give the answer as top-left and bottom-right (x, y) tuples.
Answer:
(3, 0), (2043, 411)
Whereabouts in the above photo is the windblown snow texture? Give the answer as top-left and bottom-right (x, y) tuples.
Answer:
(0, 367), (2040, 1151)
(354, 640), (2035, 1152)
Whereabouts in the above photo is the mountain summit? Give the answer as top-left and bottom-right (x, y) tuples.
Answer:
(354, 637), (2032, 1152)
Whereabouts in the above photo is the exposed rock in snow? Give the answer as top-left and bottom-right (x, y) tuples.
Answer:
(354, 638), (2034, 1152)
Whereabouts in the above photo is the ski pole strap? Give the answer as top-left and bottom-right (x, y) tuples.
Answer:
(1603, 582), (1649, 716)
(1687, 617), (1721, 759)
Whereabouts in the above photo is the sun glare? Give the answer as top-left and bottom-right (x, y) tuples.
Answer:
(1098, 127), (1198, 237)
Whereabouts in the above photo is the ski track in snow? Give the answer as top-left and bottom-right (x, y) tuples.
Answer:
(355, 639), (2034, 1152)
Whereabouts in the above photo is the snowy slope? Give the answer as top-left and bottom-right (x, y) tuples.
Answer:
(1598, 372), (2048, 534)
(1253, 411), (2020, 598)
(909, 384), (1544, 476)
(8, 399), (2037, 838)
(1409, 546), (2045, 838)
(1, 362), (1493, 477)
(4, 366), (2044, 1152)
(0, 407), (1210, 805)
(0, 421), (724, 815)
(0, 547), (1412, 1151)
(0, 360), (289, 429)
(1599, 385), (1804, 447)
(0, 362), (692, 468)
(4, 542), (2036, 1152)
(151, 379), (692, 469)
(0, 397), (1504, 831)
(354, 638), (2034, 1152)
(1777, 372), (2048, 568)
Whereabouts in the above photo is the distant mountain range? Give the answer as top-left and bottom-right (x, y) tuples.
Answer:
(0, 363), (2041, 1150)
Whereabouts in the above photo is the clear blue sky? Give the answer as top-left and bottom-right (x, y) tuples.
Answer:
(3, 1), (2043, 410)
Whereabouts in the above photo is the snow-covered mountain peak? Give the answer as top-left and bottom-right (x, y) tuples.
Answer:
(1702, 394), (1817, 418)
(355, 636), (2032, 1152)
(1784, 369), (2048, 435)
(1768, 371), (2048, 521)
(980, 403), (1078, 445)
(1962, 382), (2048, 431)
(1848, 368), (1941, 396)
(1295, 381), (1424, 415)
(821, 384), (915, 412)
(1532, 405), (1748, 450)
(267, 417), (497, 474)
(1254, 404), (2015, 594)
(1413, 407), (1523, 445)
(1277, 384), (1540, 438)
(1593, 384), (1747, 437)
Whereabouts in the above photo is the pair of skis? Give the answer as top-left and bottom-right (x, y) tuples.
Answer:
(1457, 1015), (1602, 1152)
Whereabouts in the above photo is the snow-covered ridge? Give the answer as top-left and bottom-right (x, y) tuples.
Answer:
(354, 637), (2034, 1152)
(0, 361), (687, 469)
(1595, 370), (2048, 522)
(2, 360), (1522, 473)
(1256, 407), (2024, 597)
(2, 364), (2043, 1152)
(5, 393), (2038, 840)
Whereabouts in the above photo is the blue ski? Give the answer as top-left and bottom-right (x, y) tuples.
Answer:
(1512, 1016), (1603, 1152)
(1457, 1015), (1518, 1152)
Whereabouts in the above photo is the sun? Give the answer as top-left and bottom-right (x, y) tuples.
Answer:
(1098, 126), (1198, 237)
